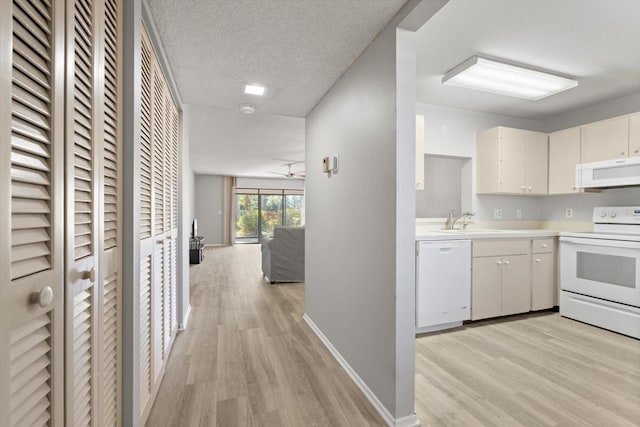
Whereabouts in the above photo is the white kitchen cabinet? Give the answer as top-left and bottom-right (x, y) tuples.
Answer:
(500, 254), (532, 315)
(471, 239), (531, 320)
(476, 127), (548, 194)
(581, 116), (629, 163)
(471, 256), (503, 320)
(416, 115), (425, 190)
(531, 238), (555, 310)
(549, 127), (581, 194)
(630, 113), (640, 157)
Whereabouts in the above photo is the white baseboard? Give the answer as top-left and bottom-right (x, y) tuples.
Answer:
(179, 304), (192, 331)
(302, 313), (420, 427)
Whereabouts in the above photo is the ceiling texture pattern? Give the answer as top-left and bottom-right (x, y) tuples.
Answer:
(146, 0), (407, 176)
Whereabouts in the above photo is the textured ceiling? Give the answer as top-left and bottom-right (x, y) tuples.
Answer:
(146, 0), (407, 177)
(416, 0), (640, 120)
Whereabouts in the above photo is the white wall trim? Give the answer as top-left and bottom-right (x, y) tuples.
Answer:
(178, 304), (192, 331)
(303, 314), (421, 427)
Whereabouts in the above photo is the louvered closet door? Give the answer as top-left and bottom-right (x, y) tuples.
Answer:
(0, 1), (65, 425)
(65, 0), (100, 425)
(139, 27), (155, 418)
(99, 0), (122, 425)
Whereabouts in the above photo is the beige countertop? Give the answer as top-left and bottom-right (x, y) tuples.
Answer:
(416, 228), (559, 241)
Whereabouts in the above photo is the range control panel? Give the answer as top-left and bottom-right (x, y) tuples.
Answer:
(593, 206), (640, 224)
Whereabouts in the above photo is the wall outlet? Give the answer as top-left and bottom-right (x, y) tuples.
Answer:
(494, 209), (503, 219)
(516, 209), (522, 219)
(565, 208), (573, 218)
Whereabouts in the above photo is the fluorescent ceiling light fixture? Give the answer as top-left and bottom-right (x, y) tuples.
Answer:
(442, 56), (578, 101)
(243, 83), (268, 96)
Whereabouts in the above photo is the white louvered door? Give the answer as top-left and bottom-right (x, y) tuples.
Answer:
(139, 28), (154, 418)
(139, 25), (180, 424)
(65, 0), (122, 426)
(0, 0), (65, 425)
(99, 0), (122, 425)
(65, 0), (99, 425)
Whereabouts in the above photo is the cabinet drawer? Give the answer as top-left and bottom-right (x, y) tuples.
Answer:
(472, 239), (530, 257)
(532, 238), (554, 254)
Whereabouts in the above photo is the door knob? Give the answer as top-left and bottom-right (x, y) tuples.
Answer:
(81, 268), (96, 282)
(504, 260), (510, 265)
(496, 261), (502, 265)
(30, 287), (53, 308)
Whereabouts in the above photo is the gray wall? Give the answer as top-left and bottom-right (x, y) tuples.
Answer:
(417, 156), (464, 217)
(194, 174), (225, 244)
(305, 4), (426, 420)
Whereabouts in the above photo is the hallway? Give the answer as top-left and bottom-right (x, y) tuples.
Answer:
(146, 245), (385, 426)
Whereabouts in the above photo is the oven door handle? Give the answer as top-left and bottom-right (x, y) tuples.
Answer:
(560, 236), (640, 249)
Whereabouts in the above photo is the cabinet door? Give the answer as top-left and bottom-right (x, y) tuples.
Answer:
(581, 116), (629, 163)
(549, 128), (581, 194)
(499, 127), (526, 193)
(532, 252), (555, 310)
(471, 257), (502, 320)
(630, 114), (640, 158)
(525, 131), (548, 194)
(501, 254), (531, 316)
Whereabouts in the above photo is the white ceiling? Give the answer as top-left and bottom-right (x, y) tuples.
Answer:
(146, 0), (407, 177)
(148, 0), (640, 178)
(416, 0), (640, 120)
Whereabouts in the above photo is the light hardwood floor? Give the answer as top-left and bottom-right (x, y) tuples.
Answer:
(148, 244), (640, 427)
(416, 313), (640, 427)
(146, 245), (385, 426)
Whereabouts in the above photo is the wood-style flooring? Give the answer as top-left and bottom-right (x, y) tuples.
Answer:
(145, 245), (385, 426)
(416, 313), (640, 427)
(148, 244), (640, 427)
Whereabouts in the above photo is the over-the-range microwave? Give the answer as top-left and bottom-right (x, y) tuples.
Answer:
(576, 156), (640, 189)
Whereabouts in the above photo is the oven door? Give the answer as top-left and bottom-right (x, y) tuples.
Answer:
(560, 236), (640, 307)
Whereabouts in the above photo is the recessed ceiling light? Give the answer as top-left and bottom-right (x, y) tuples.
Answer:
(243, 83), (268, 96)
(239, 103), (256, 114)
(442, 56), (578, 101)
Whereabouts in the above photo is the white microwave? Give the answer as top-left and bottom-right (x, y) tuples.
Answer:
(576, 156), (640, 189)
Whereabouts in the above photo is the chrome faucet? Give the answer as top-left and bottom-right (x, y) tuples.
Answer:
(449, 211), (475, 230)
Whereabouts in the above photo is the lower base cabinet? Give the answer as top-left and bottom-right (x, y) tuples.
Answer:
(531, 239), (556, 310)
(471, 238), (555, 321)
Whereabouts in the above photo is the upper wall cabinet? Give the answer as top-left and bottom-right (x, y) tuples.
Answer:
(549, 127), (581, 194)
(416, 115), (425, 190)
(476, 127), (548, 195)
(581, 116), (629, 163)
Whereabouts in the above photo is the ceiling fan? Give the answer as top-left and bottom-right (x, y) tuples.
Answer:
(267, 160), (306, 179)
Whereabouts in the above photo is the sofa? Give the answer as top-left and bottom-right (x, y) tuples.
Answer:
(261, 226), (305, 283)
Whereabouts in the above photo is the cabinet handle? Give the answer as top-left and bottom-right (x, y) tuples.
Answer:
(541, 244), (548, 248)
(528, 186), (532, 192)
(535, 258), (541, 263)
(521, 186), (526, 190)
(30, 287), (53, 308)
(620, 151), (626, 156)
(504, 260), (510, 265)
(634, 149), (639, 154)
(496, 261), (502, 265)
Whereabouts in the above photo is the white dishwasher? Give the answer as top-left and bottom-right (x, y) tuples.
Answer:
(416, 239), (471, 333)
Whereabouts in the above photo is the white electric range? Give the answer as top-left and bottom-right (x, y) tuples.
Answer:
(560, 206), (640, 339)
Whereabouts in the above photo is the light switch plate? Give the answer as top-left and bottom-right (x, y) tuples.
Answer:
(516, 209), (522, 219)
(565, 208), (573, 218)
